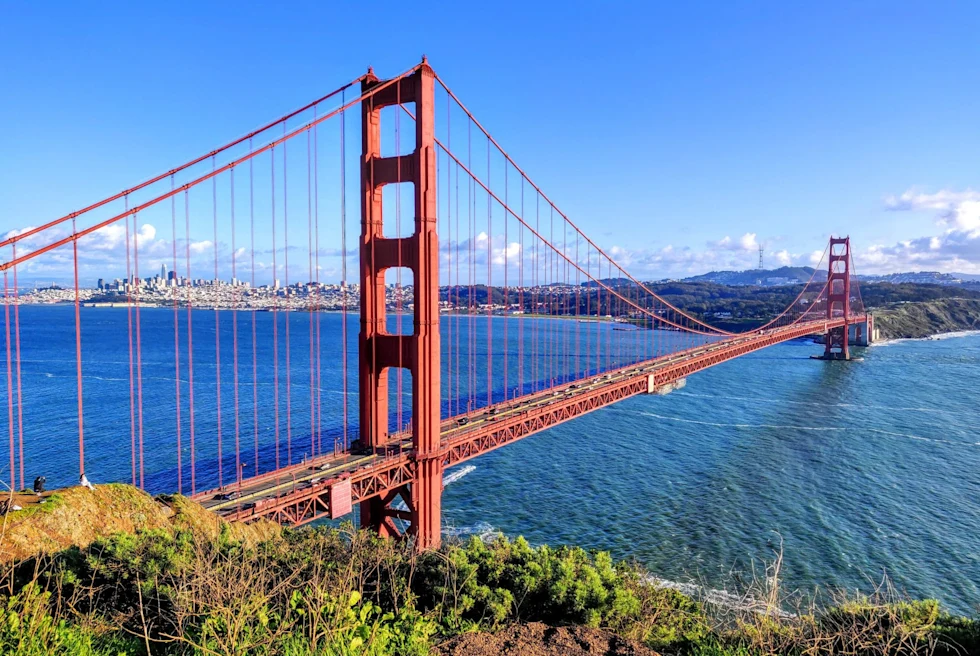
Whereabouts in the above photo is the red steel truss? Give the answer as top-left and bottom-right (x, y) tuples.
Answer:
(204, 315), (856, 530)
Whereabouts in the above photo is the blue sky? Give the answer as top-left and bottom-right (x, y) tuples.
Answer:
(3, 1), (980, 283)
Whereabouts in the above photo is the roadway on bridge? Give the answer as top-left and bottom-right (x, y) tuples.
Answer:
(196, 324), (824, 520)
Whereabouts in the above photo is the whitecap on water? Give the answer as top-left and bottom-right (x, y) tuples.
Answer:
(443, 464), (476, 487)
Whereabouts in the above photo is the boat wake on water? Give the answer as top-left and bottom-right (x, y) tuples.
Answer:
(443, 465), (476, 487)
(393, 466), (477, 513)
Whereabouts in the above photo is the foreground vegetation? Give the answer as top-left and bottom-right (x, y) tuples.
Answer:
(0, 496), (977, 656)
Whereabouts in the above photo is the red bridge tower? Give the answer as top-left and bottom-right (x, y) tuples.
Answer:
(358, 60), (443, 549)
(824, 236), (851, 360)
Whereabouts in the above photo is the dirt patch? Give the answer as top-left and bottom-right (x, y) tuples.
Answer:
(0, 484), (279, 561)
(436, 622), (659, 656)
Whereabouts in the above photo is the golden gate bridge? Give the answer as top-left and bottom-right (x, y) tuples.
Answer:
(0, 58), (871, 549)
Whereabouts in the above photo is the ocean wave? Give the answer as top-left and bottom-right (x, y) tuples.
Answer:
(873, 330), (980, 347)
(443, 520), (499, 541)
(636, 411), (979, 448)
(674, 391), (955, 415)
(645, 575), (795, 618)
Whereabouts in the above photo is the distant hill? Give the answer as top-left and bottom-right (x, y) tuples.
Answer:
(679, 267), (980, 288)
(857, 271), (969, 285)
(681, 266), (823, 287)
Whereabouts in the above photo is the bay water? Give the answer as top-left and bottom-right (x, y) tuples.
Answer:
(3, 306), (978, 613)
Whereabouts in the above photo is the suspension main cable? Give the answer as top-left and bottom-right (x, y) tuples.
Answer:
(753, 241), (831, 331)
(434, 139), (719, 336)
(431, 74), (735, 337)
(0, 76), (367, 252)
(1, 66), (423, 274)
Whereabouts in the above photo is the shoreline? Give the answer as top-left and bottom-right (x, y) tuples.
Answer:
(871, 328), (980, 347)
(17, 300), (980, 343)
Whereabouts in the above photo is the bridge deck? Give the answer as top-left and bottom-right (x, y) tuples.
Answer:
(193, 317), (852, 525)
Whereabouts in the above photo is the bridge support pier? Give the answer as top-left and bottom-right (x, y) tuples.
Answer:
(850, 314), (875, 347)
(358, 59), (443, 550)
(646, 375), (686, 395)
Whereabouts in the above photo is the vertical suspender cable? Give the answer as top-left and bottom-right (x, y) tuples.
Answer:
(171, 177), (182, 493)
(313, 107), (323, 454)
(212, 158), (223, 488)
(125, 199), (136, 485)
(340, 95), (349, 451)
(4, 272), (14, 490)
(11, 249), (24, 491)
(271, 147), (280, 472)
(455, 156), (463, 415)
(502, 162), (508, 398)
(72, 221), (85, 481)
(133, 212), (145, 489)
(283, 131), (292, 465)
(446, 95), (453, 418)
(468, 121), (474, 410)
(486, 136), (492, 407)
(250, 140), (259, 475)
(185, 192), (197, 493)
(518, 181), (524, 397)
(532, 194), (537, 391)
(396, 83), (403, 437)
(307, 130), (315, 459)
(231, 168), (241, 485)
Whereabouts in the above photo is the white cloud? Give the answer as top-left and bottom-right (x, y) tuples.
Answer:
(601, 234), (805, 279)
(442, 232), (523, 271)
(884, 189), (980, 212)
(188, 240), (213, 254)
(860, 187), (980, 274)
(884, 188), (980, 232)
(739, 233), (758, 251)
(711, 232), (760, 252)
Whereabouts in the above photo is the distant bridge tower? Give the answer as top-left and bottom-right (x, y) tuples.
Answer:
(824, 236), (851, 360)
(758, 246), (764, 270)
(359, 59), (443, 549)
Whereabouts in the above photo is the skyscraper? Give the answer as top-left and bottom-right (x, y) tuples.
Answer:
(160, 263), (167, 280)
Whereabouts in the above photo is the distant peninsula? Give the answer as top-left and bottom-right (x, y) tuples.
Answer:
(871, 298), (980, 340)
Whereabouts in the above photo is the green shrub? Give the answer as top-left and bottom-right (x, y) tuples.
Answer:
(413, 532), (710, 650)
(934, 613), (980, 656)
(0, 519), (976, 656)
(0, 583), (140, 656)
